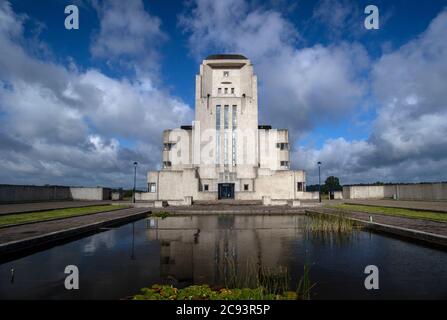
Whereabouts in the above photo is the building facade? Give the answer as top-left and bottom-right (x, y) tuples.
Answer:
(143, 54), (317, 205)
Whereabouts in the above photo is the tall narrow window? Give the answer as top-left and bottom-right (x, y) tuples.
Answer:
(224, 105), (229, 165)
(232, 105), (237, 166)
(218, 88), (221, 95)
(224, 105), (229, 129)
(231, 88), (235, 94)
(223, 71), (229, 77)
(216, 105), (221, 165)
(224, 88), (228, 94)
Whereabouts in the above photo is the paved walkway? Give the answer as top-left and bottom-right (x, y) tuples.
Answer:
(340, 199), (447, 213)
(0, 201), (112, 215)
(148, 202), (312, 215)
(0, 207), (149, 254)
(318, 207), (447, 237)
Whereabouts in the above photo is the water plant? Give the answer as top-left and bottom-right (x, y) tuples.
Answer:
(296, 264), (315, 300)
(132, 258), (315, 300)
(151, 211), (170, 219)
(306, 212), (358, 234)
(132, 284), (295, 300)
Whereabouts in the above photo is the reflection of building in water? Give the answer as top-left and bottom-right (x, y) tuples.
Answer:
(146, 216), (304, 285)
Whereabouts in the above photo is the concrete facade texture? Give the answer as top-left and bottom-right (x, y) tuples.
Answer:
(0, 184), (112, 203)
(145, 55), (313, 204)
(343, 183), (447, 201)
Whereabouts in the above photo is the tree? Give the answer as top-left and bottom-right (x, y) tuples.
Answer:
(325, 176), (342, 192)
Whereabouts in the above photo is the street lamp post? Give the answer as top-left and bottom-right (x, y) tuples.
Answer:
(318, 161), (322, 203)
(133, 161), (138, 203)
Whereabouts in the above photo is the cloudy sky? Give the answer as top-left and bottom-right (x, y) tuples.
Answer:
(0, 0), (446, 188)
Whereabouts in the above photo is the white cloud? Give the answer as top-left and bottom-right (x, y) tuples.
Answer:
(181, 0), (447, 184)
(0, 1), (192, 187)
(297, 9), (447, 184)
(90, 0), (167, 75)
(180, 0), (369, 139)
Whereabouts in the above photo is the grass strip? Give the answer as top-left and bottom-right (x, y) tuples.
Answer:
(327, 204), (447, 222)
(0, 205), (130, 227)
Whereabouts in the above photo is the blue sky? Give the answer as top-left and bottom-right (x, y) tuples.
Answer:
(1, 0), (447, 188)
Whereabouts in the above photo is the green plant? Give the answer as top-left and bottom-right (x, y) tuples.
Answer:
(296, 265), (315, 300)
(132, 285), (297, 300)
(0, 205), (130, 227)
(151, 211), (170, 219)
(327, 203), (447, 222)
(306, 212), (358, 234)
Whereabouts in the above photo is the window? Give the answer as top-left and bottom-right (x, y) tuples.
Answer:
(216, 105), (221, 164)
(224, 88), (228, 94)
(163, 161), (172, 168)
(163, 143), (172, 151)
(244, 184), (249, 191)
(224, 105), (229, 129)
(223, 71), (229, 77)
(280, 161), (290, 168)
(297, 182), (303, 192)
(231, 88), (234, 94)
(218, 88), (221, 94)
(232, 105), (237, 127)
(277, 143), (289, 150)
(148, 183), (157, 193)
(204, 184), (209, 191)
(232, 105), (237, 166)
(224, 105), (229, 165)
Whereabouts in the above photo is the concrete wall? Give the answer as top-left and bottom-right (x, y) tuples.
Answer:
(396, 183), (447, 201)
(70, 187), (111, 201)
(0, 185), (72, 203)
(342, 185), (395, 199)
(333, 191), (343, 200)
(343, 183), (447, 201)
(0, 184), (111, 203)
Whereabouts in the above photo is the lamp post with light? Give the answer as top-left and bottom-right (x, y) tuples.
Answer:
(133, 161), (138, 203)
(318, 161), (322, 203)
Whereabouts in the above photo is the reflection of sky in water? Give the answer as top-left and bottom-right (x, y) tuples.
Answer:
(83, 230), (117, 254)
(0, 216), (446, 300)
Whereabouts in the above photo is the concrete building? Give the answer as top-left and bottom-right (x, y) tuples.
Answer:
(144, 54), (316, 205)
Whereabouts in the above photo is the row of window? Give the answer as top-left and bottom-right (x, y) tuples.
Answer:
(216, 105), (238, 166)
(150, 181), (302, 193)
(217, 87), (235, 95)
(276, 143), (289, 150)
(201, 183), (250, 192)
(280, 161), (290, 168)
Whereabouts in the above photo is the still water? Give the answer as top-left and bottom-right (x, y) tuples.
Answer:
(0, 215), (446, 299)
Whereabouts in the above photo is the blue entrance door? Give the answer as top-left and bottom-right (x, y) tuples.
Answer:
(218, 183), (234, 199)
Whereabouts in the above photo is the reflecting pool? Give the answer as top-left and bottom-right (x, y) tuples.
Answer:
(0, 215), (446, 299)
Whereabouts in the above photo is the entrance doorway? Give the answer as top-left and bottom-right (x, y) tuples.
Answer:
(218, 183), (235, 199)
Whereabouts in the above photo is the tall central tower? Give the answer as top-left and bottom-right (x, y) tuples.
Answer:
(195, 54), (259, 191)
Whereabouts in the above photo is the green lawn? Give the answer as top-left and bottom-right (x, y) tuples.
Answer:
(0, 205), (130, 227)
(327, 204), (447, 222)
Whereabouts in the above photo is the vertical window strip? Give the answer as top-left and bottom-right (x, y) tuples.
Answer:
(224, 105), (229, 165)
(232, 105), (237, 166)
(216, 105), (221, 164)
